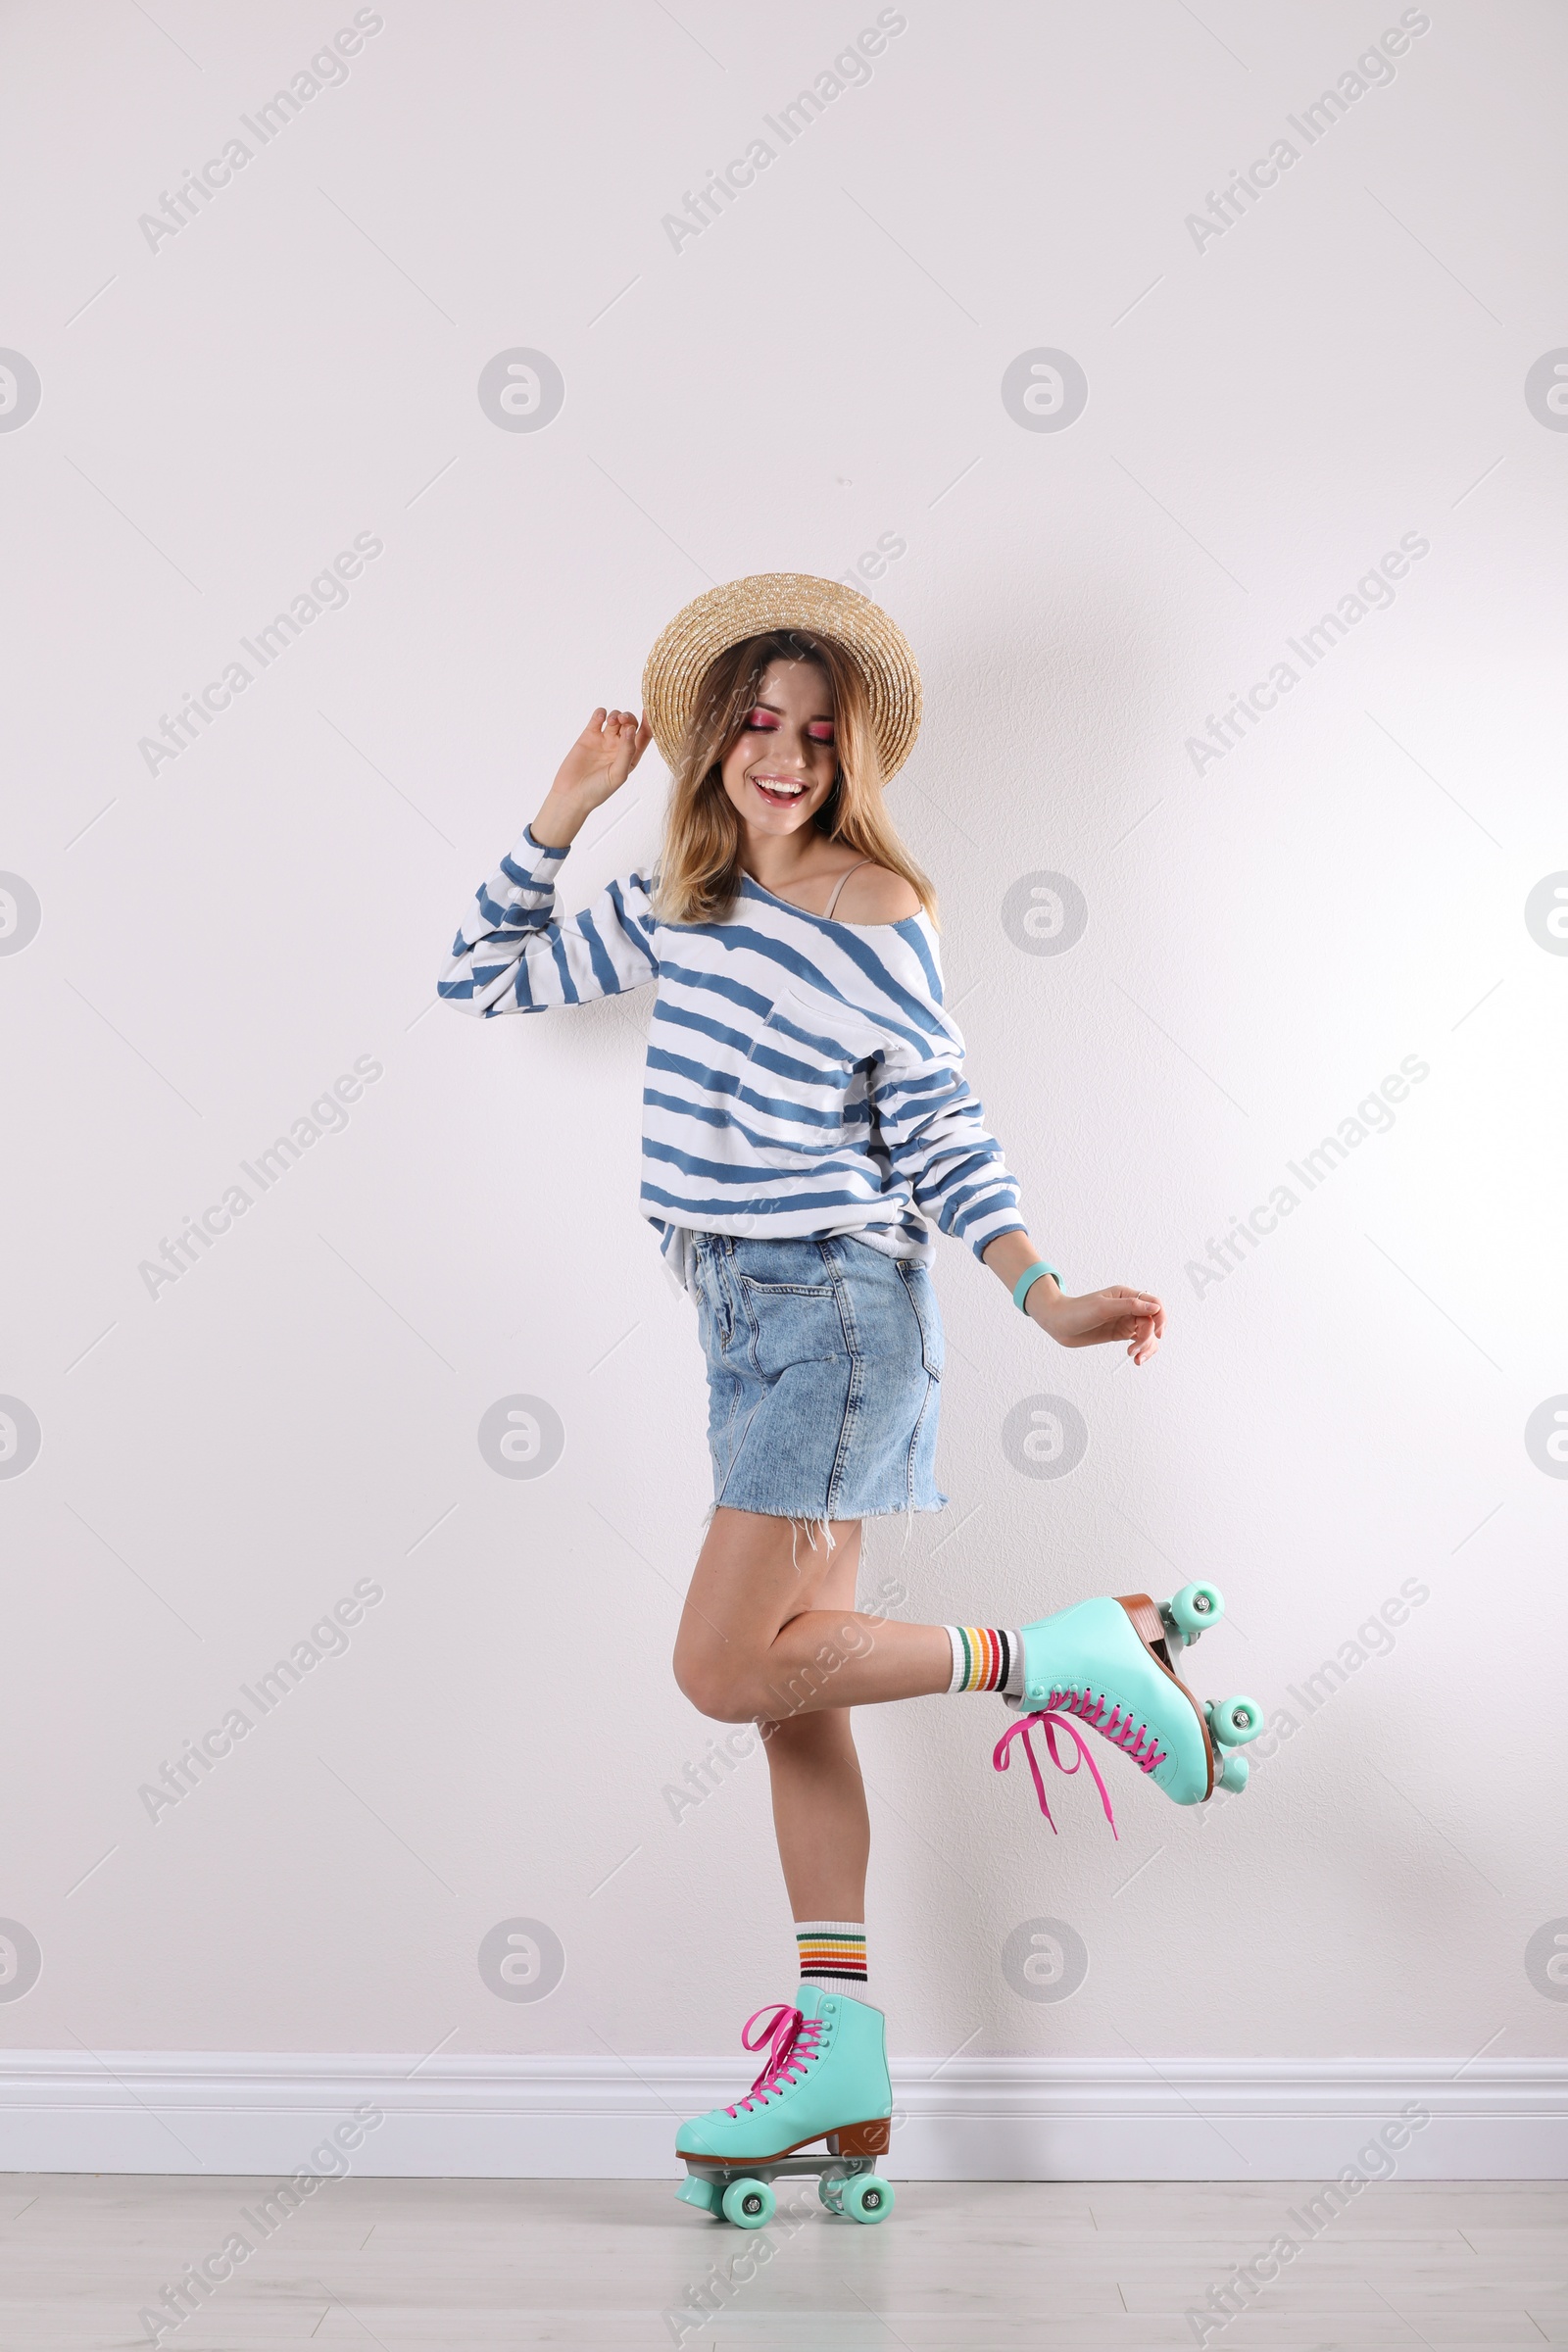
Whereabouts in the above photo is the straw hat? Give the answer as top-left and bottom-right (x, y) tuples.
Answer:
(641, 572), (922, 782)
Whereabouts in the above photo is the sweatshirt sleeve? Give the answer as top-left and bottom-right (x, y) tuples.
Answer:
(867, 935), (1030, 1263)
(437, 823), (660, 1017)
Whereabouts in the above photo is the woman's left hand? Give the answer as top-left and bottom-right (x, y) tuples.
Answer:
(1028, 1280), (1165, 1365)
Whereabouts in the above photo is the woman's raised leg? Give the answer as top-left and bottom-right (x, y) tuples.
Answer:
(671, 1504), (952, 1726)
(674, 1509), (901, 1956)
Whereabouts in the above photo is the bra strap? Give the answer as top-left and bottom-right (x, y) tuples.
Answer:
(822, 858), (876, 919)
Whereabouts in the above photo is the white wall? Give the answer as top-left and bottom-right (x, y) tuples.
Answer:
(4, 0), (1567, 2127)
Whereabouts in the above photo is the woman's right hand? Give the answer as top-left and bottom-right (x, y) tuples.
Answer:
(530, 709), (653, 849)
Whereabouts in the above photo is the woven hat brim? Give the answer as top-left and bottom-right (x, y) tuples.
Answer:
(640, 573), (922, 783)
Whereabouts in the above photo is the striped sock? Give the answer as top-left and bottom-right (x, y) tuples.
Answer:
(946, 1626), (1023, 1696)
(796, 1921), (867, 1996)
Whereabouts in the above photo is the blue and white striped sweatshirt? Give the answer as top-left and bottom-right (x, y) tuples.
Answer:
(438, 824), (1028, 1293)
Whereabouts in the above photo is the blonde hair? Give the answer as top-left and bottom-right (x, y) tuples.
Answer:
(649, 629), (937, 929)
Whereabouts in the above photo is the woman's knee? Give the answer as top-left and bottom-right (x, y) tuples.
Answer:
(671, 1638), (755, 1724)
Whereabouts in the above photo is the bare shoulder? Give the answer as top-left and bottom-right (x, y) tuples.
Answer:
(834, 863), (923, 924)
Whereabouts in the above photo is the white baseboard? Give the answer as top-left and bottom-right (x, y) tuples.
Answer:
(0, 2054), (1563, 2180)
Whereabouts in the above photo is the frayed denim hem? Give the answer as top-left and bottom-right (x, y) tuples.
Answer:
(698, 1494), (947, 1566)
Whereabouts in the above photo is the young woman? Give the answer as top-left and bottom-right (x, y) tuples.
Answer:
(439, 576), (1258, 2217)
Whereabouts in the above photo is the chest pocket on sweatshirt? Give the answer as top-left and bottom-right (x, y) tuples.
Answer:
(766, 985), (888, 1132)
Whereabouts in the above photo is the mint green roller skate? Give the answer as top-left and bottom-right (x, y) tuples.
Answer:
(674, 1986), (896, 2228)
(994, 1582), (1262, 1834)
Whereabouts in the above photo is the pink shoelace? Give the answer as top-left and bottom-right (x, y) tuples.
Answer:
(723, 2004), (824, 2117)
(993, 1689), (1167, 1839)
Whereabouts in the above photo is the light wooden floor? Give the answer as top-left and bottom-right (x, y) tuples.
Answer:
(1, 2174), (1564, 2348)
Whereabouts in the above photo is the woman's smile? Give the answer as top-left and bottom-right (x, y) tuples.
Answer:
(749, 772), (810, 808)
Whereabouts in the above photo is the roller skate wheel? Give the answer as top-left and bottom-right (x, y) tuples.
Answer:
(841, 2175), (895, 2225)
(1168, 1582), (1224, 1641)
(721, 2179), (775, 2229)
(1218, 1747), (1250, 1792)
(1207, 1693), (1262, 1747)
(818, 2176), (845, 2212)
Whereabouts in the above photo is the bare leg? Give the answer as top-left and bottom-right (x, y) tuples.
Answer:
(760, 1529), (872, 1922)
(764, 1713), (871, 1922)
(672, 1506), (952, 1726)
(674, 1507), (956, 1928)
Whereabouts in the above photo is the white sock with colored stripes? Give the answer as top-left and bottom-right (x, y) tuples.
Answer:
(946, 1625), (1024, 1697)
(796, 1921), (868, 2000)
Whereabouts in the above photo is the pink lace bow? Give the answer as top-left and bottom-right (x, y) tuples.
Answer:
(725, 2003), (824, 2116)
(993, 1709), (1120, 1838)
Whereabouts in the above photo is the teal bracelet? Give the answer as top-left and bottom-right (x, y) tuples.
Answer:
(1011, 1260), (1061, 1313)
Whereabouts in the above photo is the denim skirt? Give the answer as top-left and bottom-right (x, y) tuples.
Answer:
(689, 1231), (949, 1525)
